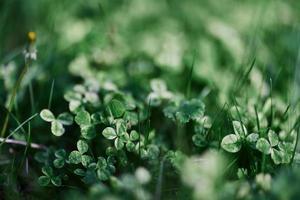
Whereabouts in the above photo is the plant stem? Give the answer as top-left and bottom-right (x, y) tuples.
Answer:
(1, 61), (30, 138)
(0, 137), (47, 150)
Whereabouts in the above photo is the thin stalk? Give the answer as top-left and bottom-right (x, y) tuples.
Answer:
(254, 106), (260, 131)
(29, 82), (35, 114)
(270, 78), (273, 126)
(0, 138), (46, 150)
(155, 156), (166, 200)
(186, 52), (195, 99)
(20, 122), (32, 171)
(48, 79), (55, 109)
(0, 113), (38, 149)
(1, 61), (30, 138)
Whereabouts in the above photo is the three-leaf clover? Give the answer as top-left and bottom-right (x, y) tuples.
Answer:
(64, 84), (100, 113)
(68, 140), (93, 167)
(40, 109), (73, 136)
(147, 79), (173, 106)
(96, 156), (116, 181)
(53, 149), (67, 168)
(164, 98), (205, 123)
(256, 130), (295, 164)
(102, 119), (129, 150)
(38, 166), (62, 187)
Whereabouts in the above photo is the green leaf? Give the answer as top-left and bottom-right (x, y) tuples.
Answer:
(51, 120), (65, 136)
(232, 121), (247, 137)
(97, 157), (107, 168)
(57, 112), (73, 125)
(268, 130), (279, 147)
(114, 138), (124, 150)
(130, 130), (139, 141)
(69, 100), (82, 113)
(102, 127), (117, 140)
(53, 158), (65, 168)
(175, 99), (205, 123)
(147, 145), (160, 159)
(124, 112), (138, 126)
(97, 169), (109, 181)
(108, 99), (126, 118)
(75, 109), (91, 126)
(77, 140), (89, 154)
(68, 151), (82, 164)
(256, 138), (271, 154)
(40, 109), (55, 122)
(74, 168), (85, 176)
(221, 134), (242, 153)
(271, 149), (283, 165)
(192, 133), (207, 147)
(278, 142), (294, 154)
(116, 120), (126, 136)
(38, 176), (50, 186)
(81, 155), (93, 167)
(42, 166), (53, 176)
(126, 141), (135, 152)
(55, 149), (66, 158)
(246, 133), (259, 144)
(51, 176), (62, 187)
(119, 132), (130, 141)
(163, 105), (177, 120)
(81, 125), (96, 140)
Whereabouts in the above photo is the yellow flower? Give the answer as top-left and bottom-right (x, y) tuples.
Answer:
(28, 31), (36, 43)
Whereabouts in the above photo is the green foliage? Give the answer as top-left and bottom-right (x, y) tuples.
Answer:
(40, 109), (73, 136)
(38, 166), (62, 187)
(221, 134), (242, 153)
(164, 98), (205, 123)
(1, 0), (300, 199)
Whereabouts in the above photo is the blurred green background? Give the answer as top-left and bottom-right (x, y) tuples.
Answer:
(1, 0), (300, 106)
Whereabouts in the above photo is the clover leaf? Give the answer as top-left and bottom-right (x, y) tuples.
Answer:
(68, 140), (92, 167)
(64, 84), (100, 113)
(268, 130), (279, 147)
(255, 130), (295, 165)
(256, 138), (271, 155)
(57, 112), (74, 125)
(221, 121), (250, 153)
(77, 140), (89, 154)
(53, 149), (67, 168)
(51, 121), (65, 137)
(75, 109), (91, 127)
(233, 121), (248, 137)
(96, 157), (116, 181)
(221, 134), (242, 153)
(74, 109), (96, 140)
(38, 166), (62, 187)
(246, 133), (259, 144)
(68, 151), (82, 164)
(102, 127), (117, 140)
(108, 99), (126, 118)
(102, 120), (129, 150)
(147, 79), (173, 106)
(164, 98), (205, 123)
(40, 109), (55, 122)
(40, 109), (73, 136)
